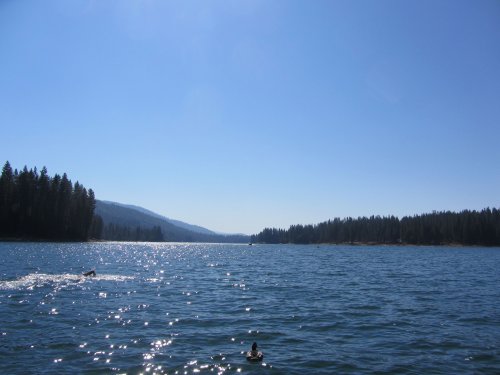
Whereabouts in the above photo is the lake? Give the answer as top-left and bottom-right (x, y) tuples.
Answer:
(0, 242), (499, 374)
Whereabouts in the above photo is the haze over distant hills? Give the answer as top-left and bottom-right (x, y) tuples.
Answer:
(95, 200), (249, 243)
(100, 201), (217, 235)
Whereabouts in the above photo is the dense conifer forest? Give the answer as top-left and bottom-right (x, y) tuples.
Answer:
(100, 223), (164, 242)
(3, 160), (499, 246)
(251, 209), (500, 246)
(0, 161), (246, 243)
(0, 161), (97, 241)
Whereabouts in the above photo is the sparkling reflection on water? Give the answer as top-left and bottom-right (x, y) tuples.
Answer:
(0, 242), (499, 374)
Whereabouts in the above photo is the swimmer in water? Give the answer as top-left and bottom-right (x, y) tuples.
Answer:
(251, 342), (258, 356)
(246, 342), (263, 361)
(83, 270), (96, 277)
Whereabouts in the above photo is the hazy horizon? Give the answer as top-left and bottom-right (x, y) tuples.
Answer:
(1, 1), (499, 234)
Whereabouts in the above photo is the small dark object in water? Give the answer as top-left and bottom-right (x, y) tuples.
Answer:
(246, 342), (263, 362)
(83, 270), (96, 277)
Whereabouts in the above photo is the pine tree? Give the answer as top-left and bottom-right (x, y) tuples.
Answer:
(0, 161), (98, 241)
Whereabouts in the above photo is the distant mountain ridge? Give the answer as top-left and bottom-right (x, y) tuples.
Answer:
(100, 200), (216, 236)
(95, 200), (248, 243)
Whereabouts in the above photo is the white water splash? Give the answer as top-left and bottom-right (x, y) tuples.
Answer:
(0, 273), (134, 290)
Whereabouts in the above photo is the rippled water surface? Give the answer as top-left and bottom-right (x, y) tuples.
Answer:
(0, 242), (499, 374)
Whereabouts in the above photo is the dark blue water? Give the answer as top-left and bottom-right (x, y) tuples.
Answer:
(0, 242), (499, 374)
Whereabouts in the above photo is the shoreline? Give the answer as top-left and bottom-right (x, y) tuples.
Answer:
(1, 238), (499, 248)
(253, 241), (500, 248)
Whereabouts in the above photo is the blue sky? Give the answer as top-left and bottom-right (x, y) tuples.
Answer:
(1, 0), (499, 234)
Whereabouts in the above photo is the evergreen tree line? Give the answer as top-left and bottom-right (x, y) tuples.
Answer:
(0, 161), (97, 241)
(251, 208), (500, 246)
(99, 223), (164, 242)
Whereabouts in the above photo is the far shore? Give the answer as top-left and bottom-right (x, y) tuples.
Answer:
(1, 237), (499, 248)
(252, 241), (499, 248)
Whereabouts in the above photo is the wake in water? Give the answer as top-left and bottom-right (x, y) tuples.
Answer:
(0, 273), (134, 290)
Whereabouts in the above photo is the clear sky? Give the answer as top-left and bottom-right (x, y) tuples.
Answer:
(1, 0), (499, 235)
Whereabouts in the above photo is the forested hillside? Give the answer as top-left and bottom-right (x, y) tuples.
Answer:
(105, 201), (217, 236)
(0, 161), (97, 241)
(95, 200), (249, 243)
(252, 209), (500, 246)
(10, 159), (495, 246)
(0, 161), (248, 243)
(100, 222), (164, 242)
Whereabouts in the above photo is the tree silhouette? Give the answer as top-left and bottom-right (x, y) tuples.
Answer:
(0, 161), (97, 241)
(252, 209), (500, 246)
